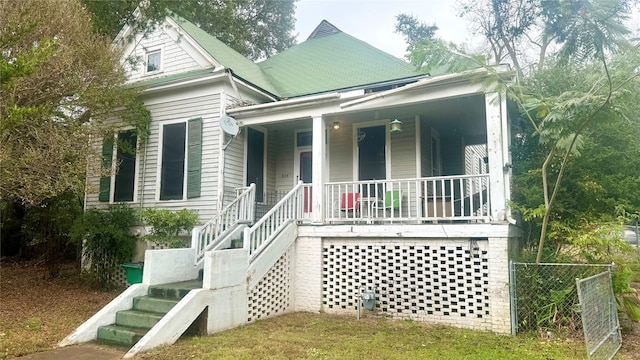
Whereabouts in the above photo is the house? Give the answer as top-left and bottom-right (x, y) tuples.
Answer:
(62, 15), (521, 357)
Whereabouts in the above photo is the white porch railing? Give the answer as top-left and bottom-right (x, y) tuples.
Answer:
(191, 184), (256, 265)
(325, 175), (490, 223)
(245, 181), (309, 261)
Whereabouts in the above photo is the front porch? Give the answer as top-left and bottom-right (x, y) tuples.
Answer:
(226, 74), (512, 227)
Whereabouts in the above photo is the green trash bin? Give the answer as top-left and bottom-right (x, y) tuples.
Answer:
(121, 262), (144, 284)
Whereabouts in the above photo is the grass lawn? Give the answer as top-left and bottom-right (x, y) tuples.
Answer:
(1, 259), (638, 359)
(139, 312), (587, 360)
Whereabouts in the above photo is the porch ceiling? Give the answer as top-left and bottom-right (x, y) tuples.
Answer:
(328, 94), (487, 142)
(263, 94), (488, 144)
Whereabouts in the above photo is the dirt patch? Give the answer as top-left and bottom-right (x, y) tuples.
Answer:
(0, 258), (119, 358)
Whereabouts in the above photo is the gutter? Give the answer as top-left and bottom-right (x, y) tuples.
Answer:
(226, 92), (341, 117)
(340, 66), (513, 109)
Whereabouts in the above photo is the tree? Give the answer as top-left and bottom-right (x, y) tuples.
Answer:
(395, 14), (438, 53)
(406, 0), (640, 264)
(0, 0), (149, 275)
(81, 0), (298, 60)
(456, 0), (634, 78)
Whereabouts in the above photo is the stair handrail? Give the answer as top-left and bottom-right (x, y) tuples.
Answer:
(245, 181), (304, 261)
(191, 183), (256, 265)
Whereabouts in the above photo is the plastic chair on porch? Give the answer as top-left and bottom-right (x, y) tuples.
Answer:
(374, 190), (402, 218)
(340, 192), (360, 219)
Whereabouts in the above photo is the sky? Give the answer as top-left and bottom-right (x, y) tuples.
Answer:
(294, 0), (640, 60)
(294, 0), (468, 59)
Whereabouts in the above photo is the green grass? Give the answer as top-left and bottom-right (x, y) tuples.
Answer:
(139, 312), (586, 360)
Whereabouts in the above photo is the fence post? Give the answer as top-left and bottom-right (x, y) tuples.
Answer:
(509, 260), (517, 336)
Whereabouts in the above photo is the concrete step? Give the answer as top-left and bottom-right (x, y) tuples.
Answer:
(147, 279), (202, 300)
(97, 279), (203, 348)
(97, 324), (147, 346)
(132, 296), (179, 314)
(115, 309), (164, 329)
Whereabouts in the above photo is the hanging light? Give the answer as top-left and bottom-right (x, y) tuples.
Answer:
(390, 119), (403, 133)
(332, 121), (340, 130)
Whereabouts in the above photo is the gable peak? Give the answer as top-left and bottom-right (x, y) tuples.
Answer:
(307, 20), (342, 40)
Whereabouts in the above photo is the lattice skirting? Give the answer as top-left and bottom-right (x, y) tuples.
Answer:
(247, 247), (293, 322)
(322, 239), (491, 330)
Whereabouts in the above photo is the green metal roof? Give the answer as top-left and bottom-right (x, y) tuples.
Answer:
(259, 30), (421, 98)
(172, 16), (280, 95)
(156, 17), (421, 99)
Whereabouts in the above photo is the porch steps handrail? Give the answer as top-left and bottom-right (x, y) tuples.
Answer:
(191, 184), (256, 265)
(245, 181), (304, 262)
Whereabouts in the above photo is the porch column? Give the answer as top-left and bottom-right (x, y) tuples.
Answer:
(311, 115), (326, 223)
(485, 92), (507, 222)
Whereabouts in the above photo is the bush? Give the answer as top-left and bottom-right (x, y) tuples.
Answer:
(71, 204), (138, 288)
(140, 208), (199, 248)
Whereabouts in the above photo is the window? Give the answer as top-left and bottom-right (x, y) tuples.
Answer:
(296, 131), (312, 147)
(146, 50), (161, 72)
(99, 130), (137, 202)
(159, 118), (202, 200)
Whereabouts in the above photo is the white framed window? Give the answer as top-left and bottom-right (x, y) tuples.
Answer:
(157, 118), (203, 201)
(146, 49), (161, 73)
(99, 129), (138, 203)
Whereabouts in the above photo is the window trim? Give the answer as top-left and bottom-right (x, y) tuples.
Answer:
(101, 129), (140, 203)
(156, 118), (202, 201)
(145, 48), (162, 74)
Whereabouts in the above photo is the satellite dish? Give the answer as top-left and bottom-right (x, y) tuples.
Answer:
(220, 115), (239, 136)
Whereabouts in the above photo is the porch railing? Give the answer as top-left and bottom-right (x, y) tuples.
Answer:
(325, 174), (490, 223)
(245, 181), (309, 260)
(191, 184), (256, 265)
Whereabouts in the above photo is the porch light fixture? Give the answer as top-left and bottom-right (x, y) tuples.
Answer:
(332, 121), (340, 130)
(389, 119), (403, 133)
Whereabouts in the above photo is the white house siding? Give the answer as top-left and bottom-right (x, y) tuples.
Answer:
(274, 127), (295, 193)
(86, 87), (223, 223)
(124, 28), (203, 83)
(420, 119), (432, 177)
(328, 123), (354, 182)
(220, 92), (247, 204)
(390, 117), (416, 179)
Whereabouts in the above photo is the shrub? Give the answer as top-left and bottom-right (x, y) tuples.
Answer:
(140, 208), (199, 248)
(71, 204), (138, 288)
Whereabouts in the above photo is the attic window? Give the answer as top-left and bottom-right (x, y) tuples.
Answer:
(146, 50), (161, 72)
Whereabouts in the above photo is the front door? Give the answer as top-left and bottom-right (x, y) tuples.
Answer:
(246, 127), (265, 202)
(299, 151), (312, 213)
(357, 125), (386, 196)
(299, 151), (312, 184)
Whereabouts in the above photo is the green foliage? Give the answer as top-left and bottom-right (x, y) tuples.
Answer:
(394, 14), (438, 53)
(0, 0), (150, 206)
(140, 208), (199, 248)
(82, 0), (298, 60)
(71, 204), (138, 288)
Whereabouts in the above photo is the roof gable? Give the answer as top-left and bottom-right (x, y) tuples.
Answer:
(172, 16), (279, 95)
(308, 20), (341, 39)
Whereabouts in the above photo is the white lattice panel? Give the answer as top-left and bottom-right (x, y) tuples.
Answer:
(247, 248), (292, 322)
(322, 239), (491, 329)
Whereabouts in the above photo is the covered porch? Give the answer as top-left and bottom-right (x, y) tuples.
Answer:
(226, 70), (512, 225)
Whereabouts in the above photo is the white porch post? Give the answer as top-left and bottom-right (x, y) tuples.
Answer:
(485, 92), (507, 222)
(311, 115), (326, 223)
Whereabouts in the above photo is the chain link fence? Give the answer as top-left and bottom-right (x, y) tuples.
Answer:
(510, 262), (614, 337)
(576, 271), (622, 360)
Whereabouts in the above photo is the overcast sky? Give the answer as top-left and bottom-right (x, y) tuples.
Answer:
(294, 0), (469, 59)
(294, 0), (640, 60)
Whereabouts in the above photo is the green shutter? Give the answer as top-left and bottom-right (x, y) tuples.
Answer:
(186, 118), (202, 199)
(99, 136), (114, 202)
